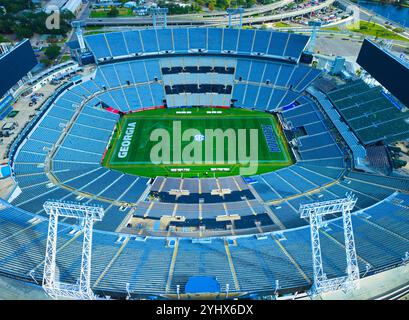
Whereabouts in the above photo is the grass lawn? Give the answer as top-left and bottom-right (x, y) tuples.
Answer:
(60, 55), (72, 63)
(85, 30), (114, 35)
(322, 25), (342, 32)
(347, 20), (409, 42)
(274, 22), (291, 28)
(90, 7), (134, 18)
(0, 34), (11, 42)
(85, 26), (103, 31)
(102, 107), (294, 178)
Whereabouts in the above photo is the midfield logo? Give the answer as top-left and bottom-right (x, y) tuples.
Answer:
(149, 121), (259, 175)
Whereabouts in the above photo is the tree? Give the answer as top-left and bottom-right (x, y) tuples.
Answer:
(2, 9), (75, 38)
(0, 13), (17, 33)
(107, 7), (120, 17)
(14, 25), (33, 38)
(246, 0), (256, 7)
(216, 0), (231, 10)
(45, 45), (61, 60)
(1, 0), (34, 14)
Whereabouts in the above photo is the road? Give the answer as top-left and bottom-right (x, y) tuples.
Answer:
(65, 0), (408, 57)
(82, 0), (336, 27)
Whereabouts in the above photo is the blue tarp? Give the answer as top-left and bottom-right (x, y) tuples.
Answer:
(282, 101), (298, 111)
(243, 176), (257, 184)
(0, 165), (11, 178)
(184, 276), (220, 294)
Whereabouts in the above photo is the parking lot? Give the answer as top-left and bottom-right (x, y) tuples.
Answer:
(0, 83), (58, 162)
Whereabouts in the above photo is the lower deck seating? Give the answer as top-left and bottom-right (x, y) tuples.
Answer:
(1, 192), (409, 297)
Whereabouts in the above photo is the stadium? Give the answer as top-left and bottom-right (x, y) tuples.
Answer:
(0, 24), (409, 301)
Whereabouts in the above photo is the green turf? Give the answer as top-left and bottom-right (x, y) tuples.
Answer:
(347, 20), (409, 42)
(90, 8), (134, 18)
(102, 107), (294, 178)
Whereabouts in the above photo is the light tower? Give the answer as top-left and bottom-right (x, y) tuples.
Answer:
(149, 7), (169, 28)
(299, 193), (360, 295)
(227, 7), (245, 28)
(306, 20), (322, 54)
(71, 20), (86, 53)
(42, 201), (104, 300)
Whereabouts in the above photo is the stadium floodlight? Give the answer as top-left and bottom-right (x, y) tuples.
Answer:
(403, 252), (409, 265)
(28, 269), (39, 285)
(363, 263), (371, 277)
(306, 20), (322, 54)
(299, 193), (360, 295)
(42, 201), (104, 300)
(226, 7), (245, 28)
(71, 20), (86, 53)
(149, 7), (169, 28)
(274, 279), (280, 298)
(125, 283), (131, 300)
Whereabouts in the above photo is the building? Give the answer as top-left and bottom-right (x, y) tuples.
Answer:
(44, 0), (82, 15)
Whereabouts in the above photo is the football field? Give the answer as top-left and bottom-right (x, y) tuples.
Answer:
(102, 107), (294, 178)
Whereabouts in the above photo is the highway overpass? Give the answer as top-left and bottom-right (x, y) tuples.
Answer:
(84, 0), (336, 27)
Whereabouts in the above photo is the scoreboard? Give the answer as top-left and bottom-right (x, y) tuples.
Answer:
(357, 39), (409, 108)
(0, 39), (37, 98)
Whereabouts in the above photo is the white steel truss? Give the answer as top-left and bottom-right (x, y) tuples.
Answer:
(149, 7), (169, 28)
(299, 193), (360, 295)
(227, 7), (244, 28)
(71, 20), (86, 52)
(306, 21), (322, 53)
(42, 201), (104, 300)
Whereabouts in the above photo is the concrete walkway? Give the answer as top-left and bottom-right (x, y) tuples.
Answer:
(0, 275), (49, 300)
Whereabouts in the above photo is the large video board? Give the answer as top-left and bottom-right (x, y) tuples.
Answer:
(0, 39), (38, 97)
(357, 39), (409, 107)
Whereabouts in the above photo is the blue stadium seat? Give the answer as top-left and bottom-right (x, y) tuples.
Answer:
(123, 31), (143, 54)
(222, 28), (239, 52)
(237, 29), (255, 54)
(157, 28), (174, 52)
(105, 32), (128, 57)
(140, 29), (159, 53)
(207, 28), (223, 52)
